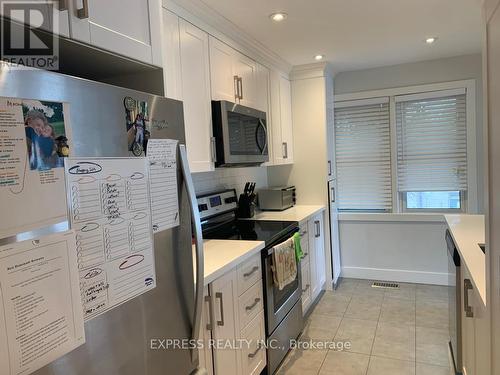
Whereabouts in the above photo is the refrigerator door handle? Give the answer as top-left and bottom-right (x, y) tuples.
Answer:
(179, 144), (204, 364)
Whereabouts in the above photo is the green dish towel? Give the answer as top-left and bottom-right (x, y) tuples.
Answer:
(293, 232), (304, 262)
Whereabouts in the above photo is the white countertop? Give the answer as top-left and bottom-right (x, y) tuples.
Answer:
(251, 205), (326, 223)
(445, 214), (486, 306)
(195, 240), (265, 285)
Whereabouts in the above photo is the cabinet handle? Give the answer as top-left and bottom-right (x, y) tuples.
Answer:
(315, 220), (320, 238)
(204, 295), (214, 331)
(328, 160), (332, 176)
(243, 266), (259, 278)
(239, 77), (243, 100)
(58, 0), (68, 11)
(215, 292), (225, 326)
(76, 0), (89, 19)
(464, 279), (474, 318)
(245, 297), (261, 311)
(233, 75), (240, 101)
(302, 284), (310, 293)
(331, 187), (336, 203)
(282, 142), (288, 159)
(210, 137), (217, 162)
(248, 344), (261, 359)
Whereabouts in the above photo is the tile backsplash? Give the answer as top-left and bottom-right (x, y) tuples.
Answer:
(192, 167), (269, 197)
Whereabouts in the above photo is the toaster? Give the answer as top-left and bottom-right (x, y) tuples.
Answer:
(258, 186), (296, 211)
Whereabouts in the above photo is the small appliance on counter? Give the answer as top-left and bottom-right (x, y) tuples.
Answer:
(258, 186), (296, 211)
(237, 182), (257, 218)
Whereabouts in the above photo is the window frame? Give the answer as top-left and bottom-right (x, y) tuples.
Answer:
(334, 79), (478, 214)
(400, 191), (467, 213)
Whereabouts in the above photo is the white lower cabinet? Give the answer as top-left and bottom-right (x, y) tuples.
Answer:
(300, 212), (326, 314)
(202, 254), (267, 375)
(461, 266), (490, 375)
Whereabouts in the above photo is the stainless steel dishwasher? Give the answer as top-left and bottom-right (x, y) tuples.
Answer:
(446, 229), (462, 374)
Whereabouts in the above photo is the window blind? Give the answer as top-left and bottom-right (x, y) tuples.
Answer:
(395, 90), (467, 192)
(334, 99), (392, 211)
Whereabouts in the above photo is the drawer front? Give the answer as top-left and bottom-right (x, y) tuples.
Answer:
(301, 264), (311, 312)
(240, 312), (266, 375)
(238, 280), (264, 329)
(237, 255), (262, 296)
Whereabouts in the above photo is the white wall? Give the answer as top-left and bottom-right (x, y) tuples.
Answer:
(192, 166), (268, 196)
(334, 54), (483, 285)
(339, 218), (449, 285)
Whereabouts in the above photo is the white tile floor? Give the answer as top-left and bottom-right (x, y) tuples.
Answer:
(276, 278), (451, 375)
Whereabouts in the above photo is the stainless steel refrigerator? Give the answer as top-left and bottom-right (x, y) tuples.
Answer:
(0, 65), (205, 375)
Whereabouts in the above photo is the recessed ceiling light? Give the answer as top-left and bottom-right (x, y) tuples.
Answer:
(269, 12), (287, 22)
(314, 54), (324, 61)
(425, 37), (437, 44)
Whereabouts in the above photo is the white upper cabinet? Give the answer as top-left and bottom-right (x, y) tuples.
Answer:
(162, 10), (214, 173)
(256, 64), (270, 113)
(210, 37), (239, 102)
(209, 36), (261, 109)
(269, 71), (294, 165)
(70, 0), (162, 65)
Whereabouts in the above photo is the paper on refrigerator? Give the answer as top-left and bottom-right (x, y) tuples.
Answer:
(64, 157), (156, 321)
(0, 230), (85, 375)
(146, 139), (180, 232)
(0, 97), (72, 239)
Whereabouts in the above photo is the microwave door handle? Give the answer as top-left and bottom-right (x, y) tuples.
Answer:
(255, 120), (267, 154)
(179, 144), (204, 364)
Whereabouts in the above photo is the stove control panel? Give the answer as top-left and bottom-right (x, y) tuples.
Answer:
(196, 189), (238, 220)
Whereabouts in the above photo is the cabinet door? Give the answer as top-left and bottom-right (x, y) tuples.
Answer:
(234, 52), (258, 109)
(211, 269), (241, 375)
(70, 0), (161, 65)
(199, 286), (214, 375)
(308, 218), (319, 300)
(209, 37), (238, 102)
(314, 213), (326, 294)
(178, 20), (214, 173)
(256, 64), (270, 114)
(461, 267), (476, 375)
(161, 9), (182, 101)
(279, 76), (294, 164)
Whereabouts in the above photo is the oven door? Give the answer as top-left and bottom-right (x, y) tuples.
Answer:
(220, 101), (269, 164)
(263, 245), (302, 334)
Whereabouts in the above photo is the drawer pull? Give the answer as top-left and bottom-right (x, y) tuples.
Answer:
(464, 278), (474, 318)
(245, 298), (261, 311)
(248, 344), (261, 359)
(243, 266), (259, 278)
(216, 292), (224, 326)
(204, 295), (214, 331)
(302, 284), (310, 293)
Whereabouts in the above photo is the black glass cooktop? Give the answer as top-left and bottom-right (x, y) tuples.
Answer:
(202, 220), (298, 247)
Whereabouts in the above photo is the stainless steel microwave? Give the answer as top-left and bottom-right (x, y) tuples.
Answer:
(212, 100), (269, 167)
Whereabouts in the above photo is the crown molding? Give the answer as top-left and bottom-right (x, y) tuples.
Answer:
(163, 0), (292, 73)
(290, 62), (335, 81)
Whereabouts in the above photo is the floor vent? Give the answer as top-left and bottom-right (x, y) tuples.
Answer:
(372, 281), (399, 289)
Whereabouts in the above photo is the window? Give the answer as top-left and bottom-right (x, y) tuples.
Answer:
(396, 89), (467, 212)
(334, 98), (392, 211)
(334, 83), (473, 213)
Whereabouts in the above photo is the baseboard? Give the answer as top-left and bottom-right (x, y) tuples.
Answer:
(341, 266), (451, 286)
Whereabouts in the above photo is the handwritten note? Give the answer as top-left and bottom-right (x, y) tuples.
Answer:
(146, 139), (180, 233)
(0, 230), (85, 375)
(64, 157), (156, 321)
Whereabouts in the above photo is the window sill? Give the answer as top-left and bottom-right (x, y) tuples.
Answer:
(338, 212), (447, 223)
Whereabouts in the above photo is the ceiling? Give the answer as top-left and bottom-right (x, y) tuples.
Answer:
(199, 0), (483, 73)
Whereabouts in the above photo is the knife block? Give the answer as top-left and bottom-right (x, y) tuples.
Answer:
(237, 194), (256, 218)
